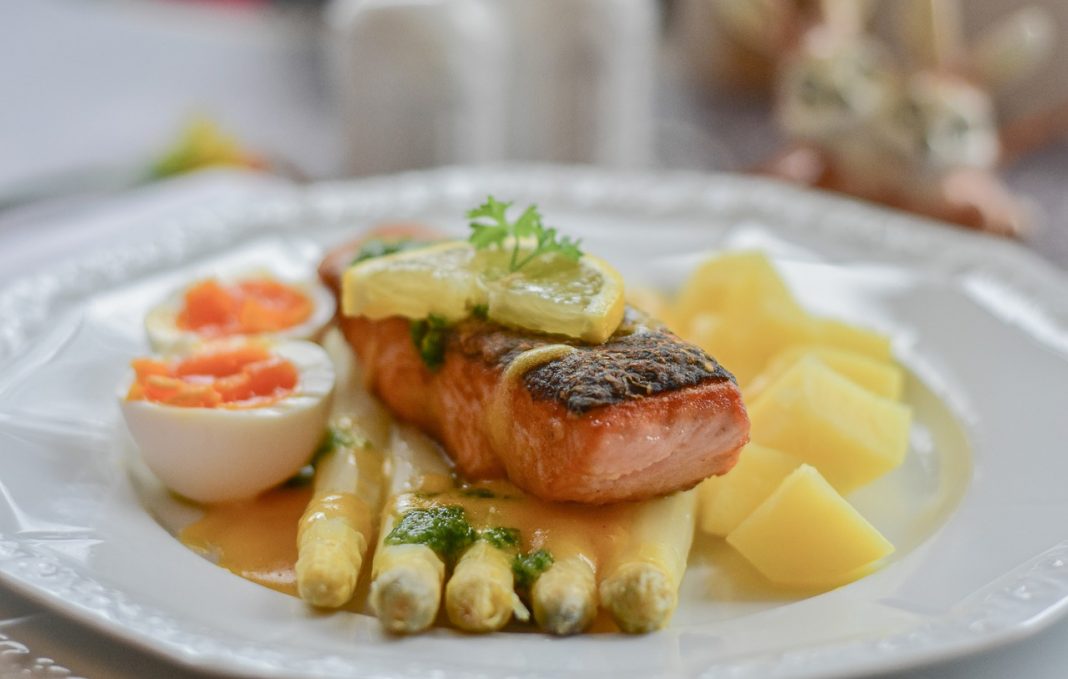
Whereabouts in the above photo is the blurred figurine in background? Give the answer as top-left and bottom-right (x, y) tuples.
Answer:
(766, 0), (898, 202)
(760, 0), (1055, 237)
(872, 0), (1054, 236)
(676, 0), (878, 94)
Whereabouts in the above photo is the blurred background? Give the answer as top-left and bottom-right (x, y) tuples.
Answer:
(2, 0), (1067, 258)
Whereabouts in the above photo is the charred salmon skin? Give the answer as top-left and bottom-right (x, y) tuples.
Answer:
(320, 231), (750, 504)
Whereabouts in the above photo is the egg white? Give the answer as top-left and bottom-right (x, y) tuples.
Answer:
(119, 339), (336, 504)
(144, 272), (336, 353)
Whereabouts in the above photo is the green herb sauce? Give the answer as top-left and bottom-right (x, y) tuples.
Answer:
(384, 505), (476, 561)
(409, 314), (449, 370)
(385, 505), (526, 562)
(480, 527), (521, 550)
(350, 238), (426, 266)
(512, 549), (554, 588)
(459, 487), (496, 499)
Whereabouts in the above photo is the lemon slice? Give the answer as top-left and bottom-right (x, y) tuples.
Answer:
(341, 241), (478, 322)
(342, 240), (625, 343)
(480, 251), (625, 343)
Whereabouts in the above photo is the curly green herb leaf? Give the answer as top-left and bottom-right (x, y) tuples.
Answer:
(467, 196), (582, 273)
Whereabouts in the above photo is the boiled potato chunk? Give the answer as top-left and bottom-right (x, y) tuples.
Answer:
(726, 465), (894, 588)
(673, 252), (892, 386)
(674, 252), (812, 385)
(811, 318), (892, 362)
(748, 346), (904, 401)
(748, 357), (911, 493)
(698, 443), (800, 537)
(674, 251), (803, 327)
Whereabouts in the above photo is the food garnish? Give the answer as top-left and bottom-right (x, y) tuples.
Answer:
(512, 549), (554, 589)
(466, 196), (582, 272)
(341, 198), (624, 343)
(408, 314), (449, 370)
(350, 237), (428, 265)
(481, 526), (521, 549)
(385, 505), (478, 562)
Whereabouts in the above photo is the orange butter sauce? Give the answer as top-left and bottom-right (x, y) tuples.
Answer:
(178, 476), (639, 602)
(394, 476), (639, 568)
(179, 485), (312, 597)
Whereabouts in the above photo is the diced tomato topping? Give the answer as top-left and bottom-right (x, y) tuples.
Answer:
(176, 277), (313, 337)
(127, 344), (298, 409)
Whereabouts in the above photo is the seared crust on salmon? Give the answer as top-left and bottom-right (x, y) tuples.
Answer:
(320, 232), (750, 504)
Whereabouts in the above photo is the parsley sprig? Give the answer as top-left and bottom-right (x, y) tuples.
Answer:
(467, 196), (582, 273)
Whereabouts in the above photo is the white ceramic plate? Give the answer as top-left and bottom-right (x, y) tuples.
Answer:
(1, 166), (1067, 679)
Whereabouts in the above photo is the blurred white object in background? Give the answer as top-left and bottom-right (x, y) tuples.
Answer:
(326, 0), (509, 176)
(498, 0), (657, 166)
(326, 0), (657, 175)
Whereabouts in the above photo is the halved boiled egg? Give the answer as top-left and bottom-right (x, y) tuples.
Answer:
(119, 338), (335, 503)
(145, 272), (336, 353)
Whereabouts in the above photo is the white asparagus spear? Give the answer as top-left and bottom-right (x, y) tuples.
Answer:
(369, 424), (451, 633)
(295, 417), (385, 608)
(598, 489), (698, 633)
(446, 539), (528, 632)
(532, 554), (597, 635)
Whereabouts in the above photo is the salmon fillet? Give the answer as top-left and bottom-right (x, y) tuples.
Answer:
(320, 232), (750, 504)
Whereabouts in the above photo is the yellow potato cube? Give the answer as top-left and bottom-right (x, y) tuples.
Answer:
(811, 318), (892, 362)
(674, 251), (803, 327)
(675, 255), (812, 384)
(698, 444), (800, 537)
(673, 251), (894, 386)
(726, 465), (894, 588)
(748, 357), (911, 493)
(748, 346), (904, 401)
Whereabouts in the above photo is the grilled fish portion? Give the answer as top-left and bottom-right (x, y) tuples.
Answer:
(321, 235), (750, 504)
